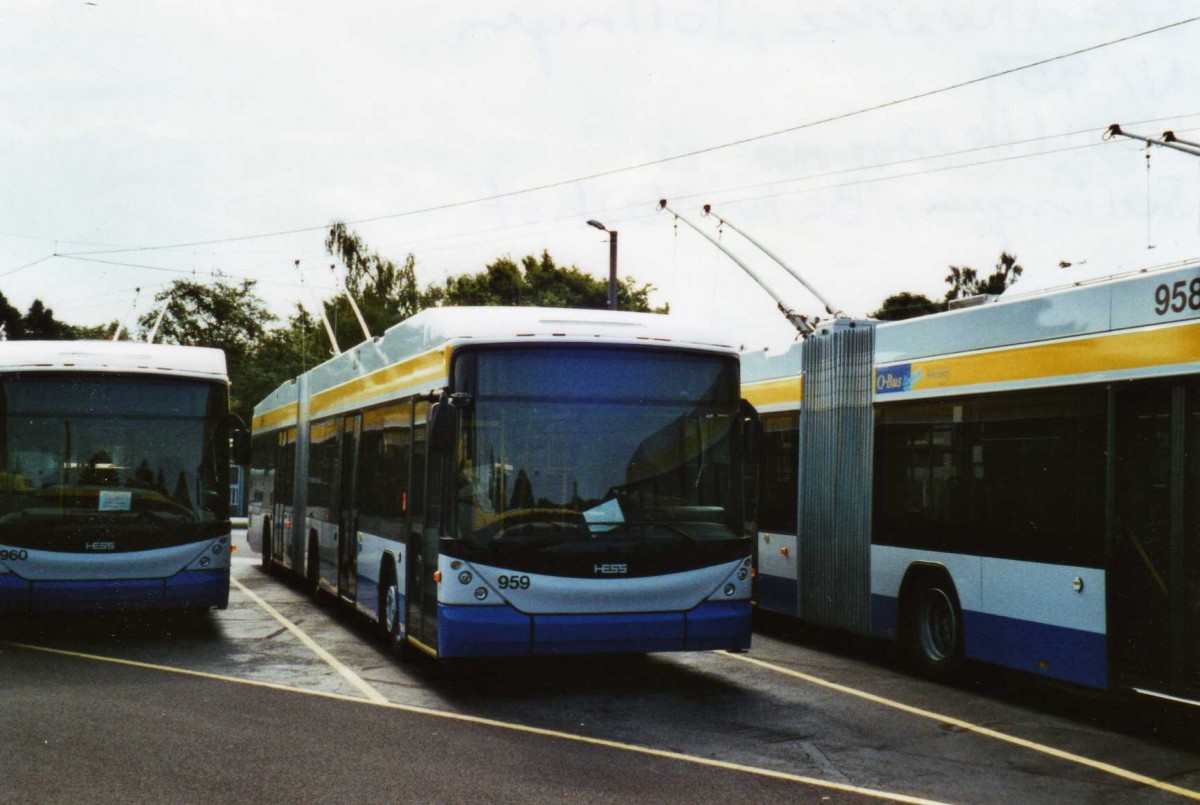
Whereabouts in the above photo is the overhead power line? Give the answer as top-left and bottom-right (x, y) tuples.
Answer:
(55, 15), (1200, 259)
(0, 254), (54, 279)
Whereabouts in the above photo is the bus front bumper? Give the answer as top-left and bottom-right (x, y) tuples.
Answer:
(0, 568), (230, 613)
(437, 599), (751, 658)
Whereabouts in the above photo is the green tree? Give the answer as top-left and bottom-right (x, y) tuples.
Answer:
(239, 303), (329, 419)
(429, 250), (665, 312)
(871, 292), (944, 321)
(945, 251), (1023, 301)
(323, 222), (424, 350)
(22, 299), (74, 340)
(69, 321), (118, 340)
(0, 290), (25, 340)
(136, 279), (275, 422)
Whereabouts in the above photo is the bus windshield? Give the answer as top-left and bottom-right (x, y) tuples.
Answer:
(452, 347), (743, 552)
(0, 374), (228, 548)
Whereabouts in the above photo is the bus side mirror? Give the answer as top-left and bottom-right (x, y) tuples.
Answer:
(232, 430), (252, 466)
(429, 402), (457, 454)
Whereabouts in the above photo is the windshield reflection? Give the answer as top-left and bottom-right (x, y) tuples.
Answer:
(452, 347), (742, 552)
(0, 375), (227, 547)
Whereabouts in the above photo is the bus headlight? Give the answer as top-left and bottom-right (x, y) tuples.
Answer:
(200, 556), (211, 568)
(458, 571), (473, 585)
(723, 583), (736, 596)
(474, 587), (488, 601)
(737, 567), (748, 581)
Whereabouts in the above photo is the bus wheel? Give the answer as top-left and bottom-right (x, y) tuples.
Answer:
(306, 536), (320, 597)
(381, 575), (409, 661)
(903, 573), (964, 678)
(260, 521), (272, 572)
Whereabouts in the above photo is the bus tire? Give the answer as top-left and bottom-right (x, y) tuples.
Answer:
(901, 570), (964, 678)
(260, 520), (273, 572)
(306, 534), (320, 597)
(380, 567), (409, 661)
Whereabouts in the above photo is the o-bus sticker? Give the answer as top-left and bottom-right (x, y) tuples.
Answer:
(98, 490), (133, 511)
(875, 364), (922, 394)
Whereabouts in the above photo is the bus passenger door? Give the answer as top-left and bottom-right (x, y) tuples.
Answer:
(1111, 382), (1199, 694)
(406, 401), (438, 652)
(337, 415), (361, 602)
(271, 429), (293, 569)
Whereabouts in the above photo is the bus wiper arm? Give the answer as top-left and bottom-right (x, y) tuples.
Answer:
(624, 520), (700, 542)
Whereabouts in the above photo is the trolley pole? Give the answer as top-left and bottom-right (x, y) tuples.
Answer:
(1105, 124), (1200, 158)
(587, 219), (619, 310)
(657, 200), (814, 335)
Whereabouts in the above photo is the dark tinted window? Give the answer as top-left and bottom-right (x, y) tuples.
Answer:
(758, 412), (799, 533)
(873, 388), (1106, 566)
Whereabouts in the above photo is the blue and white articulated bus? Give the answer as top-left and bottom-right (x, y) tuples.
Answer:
(743, 261), (1200, 704)
(0, 341), (239, 614)
(247, 307), (754, 659)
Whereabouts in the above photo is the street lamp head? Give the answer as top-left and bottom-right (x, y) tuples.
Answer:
(586, 219), (607, 231)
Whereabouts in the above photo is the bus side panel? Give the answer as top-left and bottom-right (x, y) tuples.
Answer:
(355, 531), (402, 619)
(871, 546), (983, 641)
(872, 546), (1108, 688)
(756, 531), (798, 616)
(969, 556), (1107, 689)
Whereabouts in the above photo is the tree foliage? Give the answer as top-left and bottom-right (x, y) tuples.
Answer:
(427, 250), (666, 312)
(873, 251), (1025, 323)
(22, 300), (74, 340)
(137, 279), (275, 421)
(324, 223), (424, 351)
(0, 291), (25, 340)
(944, 251), (1023, 301)
(871, 292), (945, 321)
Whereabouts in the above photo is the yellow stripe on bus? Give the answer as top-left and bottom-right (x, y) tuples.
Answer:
(309, 348), (449, 418)
(742, 376), (803, 410)
(252, 402), (299, 432)
(903, 320), (1200, 393)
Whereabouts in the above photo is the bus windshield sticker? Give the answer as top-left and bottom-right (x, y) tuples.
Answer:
(98, 490), (133, 512)
(583, 497), (624, 533)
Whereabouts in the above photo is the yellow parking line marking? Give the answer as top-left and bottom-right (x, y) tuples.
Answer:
(230, 576), (388, 704)
(719, 651), (1200, 801)
(8, 642), (948, 805)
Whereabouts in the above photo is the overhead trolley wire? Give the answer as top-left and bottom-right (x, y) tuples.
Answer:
(23, 115), (1200, 286)
(53, 16), (1200, 259)
(0, 254), (55, 279)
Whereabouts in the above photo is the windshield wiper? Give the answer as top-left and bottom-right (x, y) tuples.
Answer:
(622, 520), (701, 543)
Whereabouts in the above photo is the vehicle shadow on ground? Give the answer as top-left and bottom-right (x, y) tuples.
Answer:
(0, 609), (221, 651)
(751, 609), (1200, 754)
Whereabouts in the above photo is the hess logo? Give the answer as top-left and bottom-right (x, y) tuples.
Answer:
(85, 541), (116, 551)
(593, 563), (628, 576)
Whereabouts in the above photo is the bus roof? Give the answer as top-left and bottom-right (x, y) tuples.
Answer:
(743, 260), (1200, 386)
(0, 340), (228, 381)
(254, 307), (738, 423)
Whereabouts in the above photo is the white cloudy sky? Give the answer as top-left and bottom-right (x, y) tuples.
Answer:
(3, 1), (1199, 350)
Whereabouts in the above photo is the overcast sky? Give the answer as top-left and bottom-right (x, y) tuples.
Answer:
(3, 1), (1199, 350)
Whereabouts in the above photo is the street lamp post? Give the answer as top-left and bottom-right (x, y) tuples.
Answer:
(587, 219), (618, 310)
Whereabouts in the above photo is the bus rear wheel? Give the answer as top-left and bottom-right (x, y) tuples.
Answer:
(306, 536), (320, 597)
(902, 573), (964, 678)
(380, 574), (409, 661)
(260, 521), (272, 572)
